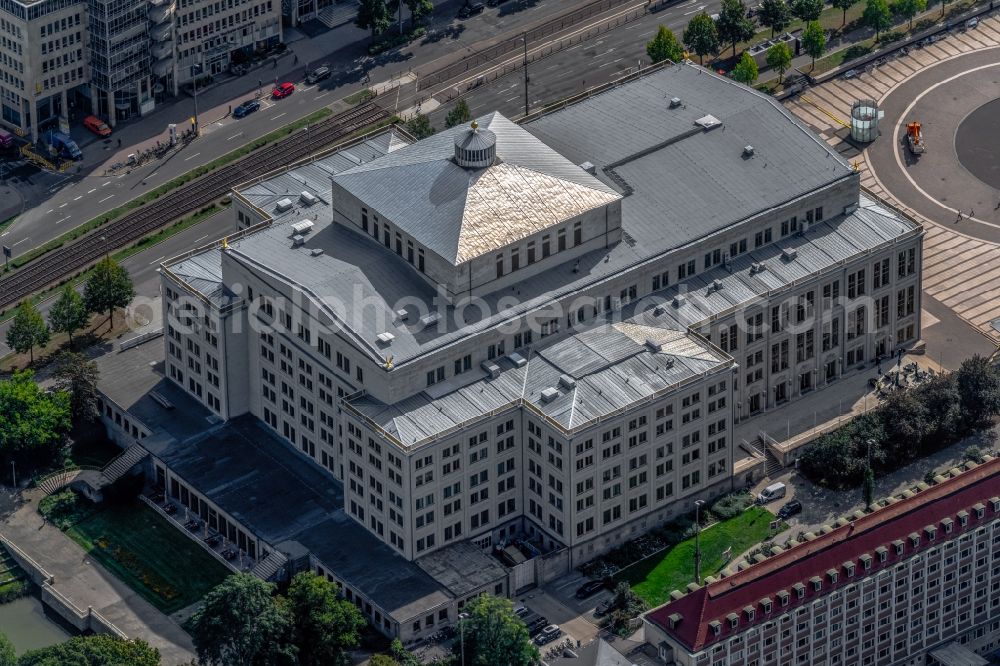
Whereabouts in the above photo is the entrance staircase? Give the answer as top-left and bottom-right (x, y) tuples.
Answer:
(100, 445), (149, 487)
(317, 1), (358, 28)
(250, 550), (287, 581)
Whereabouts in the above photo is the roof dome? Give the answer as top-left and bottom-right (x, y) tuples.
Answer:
(454, 120), (496, 169)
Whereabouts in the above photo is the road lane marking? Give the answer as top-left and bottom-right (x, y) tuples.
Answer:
(149, 255), (165, 265)
(58, 203), (68, 208)
(184, 152), (201, 161)
(11, 236), (30, 246)
(56, 216), (71, 224)
(99, 195), (114, 203)
(87, 188), (96, 194)
(505, 95), (520, 102)
(73, 195), (82, 201)
(194, 234), (209, 243)
(315, 92), (330, 99)
(273, 112), (286, 120)
(102, 181), (111, 187)
(684, 4), (706, 13)
(46, 209), (54, 214)
(227, 132), (243, 140)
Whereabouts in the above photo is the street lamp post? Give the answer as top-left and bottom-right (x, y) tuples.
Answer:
(192, 61), (203, 136)
(10, 460), (15, 489)
(523, 32), (529, 117)
(694, 499), (705, 584)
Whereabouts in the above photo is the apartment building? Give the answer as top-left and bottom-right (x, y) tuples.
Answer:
(151, 61), (922, 627)
(0, 0), (280, 138)
(645, 458), (1000, 666)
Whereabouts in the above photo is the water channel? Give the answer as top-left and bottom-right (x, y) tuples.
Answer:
(0, 592), (72, 655)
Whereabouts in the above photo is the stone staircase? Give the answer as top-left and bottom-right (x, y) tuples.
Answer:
(38, 469), (83, 496)
(100, 445), (149, 486)
(249, 550), (287, 581)
(317, 1), (358, 28)
(764, 449), (785, 479)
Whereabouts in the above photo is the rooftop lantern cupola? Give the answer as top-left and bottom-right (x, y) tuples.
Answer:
(453, 120), (496, 169)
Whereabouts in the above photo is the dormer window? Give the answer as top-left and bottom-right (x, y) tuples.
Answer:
(744, 606), (755, 622)
(761, 598), (772, 614)
(925, 525), (937, 540)
(793, 583), (806, 599)
(710, 620), (722, 636)
(974, 504), (985, 519)
(827, 569), (838, 584)
(667, 613), (682, 629)
(728, 613), (739, 628)
(958, 510), (969, 527)
(909, 533), (920, 548)
(893, 540), (904, 556)
(860, 554), (873, 570)
(844, 562), (856, 577)
(942, 517), (954, 533)
(990, 498), (1000, 512)
(777, 590), (790, 606)
(810, 577), (822, 592)
(876, 546), (888, 563)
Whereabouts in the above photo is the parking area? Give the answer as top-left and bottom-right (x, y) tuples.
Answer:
(509, 576), (609, 653)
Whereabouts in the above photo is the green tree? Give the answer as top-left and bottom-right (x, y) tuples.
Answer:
(452, 595), (538, 666)
(892, 0), (926, 29)
(369, 656), (399, 666)
(190, 574), (292, 666)
(646, 25), (684, 64)
(956, 356), (1000, 430)
(0, 632), (14, 666)
(17, 636), (159, 666)
(287, 572), (365, 666)
(758, 0), (791, 36)
(964, 445), (985, 464)
(404, 0), (433, 24)
(83, 256), (134, 330)
(862, 0), (892, 39)
(51, 351), (100, 426)
(683, 12), (720, 64)
(6, 300), (50, 364)
(863, 465), (875, 511)
(731, 51), (759, 84)
(766, 41), (793, 82)
(881, 389), (930, 462)
(356, 0), (390, 38)
(48, 285), (90, 347)
(0, 372), (70, 464)
(444, 99), (472, 128)
(405, 113), (436, 139)
(791, 0), (824, 21)
(831, 0), (857, 25)
(920, 374), (961, 446)
(716, 0), (756, 57)
(389, 638), (420, 666)
(801, 21), (826, 68)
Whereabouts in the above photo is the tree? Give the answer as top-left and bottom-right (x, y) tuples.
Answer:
(881, 389), (930, 461)
(51, 351), (100, 426)
(287, 572), (365, 666)
(716, 0), (756, 57)
(0, 372), (70, 464)
(646, 25), (684, 64)
(16, 636), (159, 666)
(405, 114), (436, 139)
(892, 0), (926, 29)
(83, 256), (134, 330)
(683, 12), (720, 65)
(0, 632), (13, 666)
(369, 657), (398, 666)
(6, 300), (50, 365)
(964, 445), (985, 464)
(452, 595), (538, 666)
(801, 21), (826, 68)
(831, 0), (857, 26)
(404, 0), (433, 24)
(956, 356), (1000, 430)
(389, 638), (420, 666)
(190, 574), (292, 666)
(863, 465), (875, 511)
(862, 0), (892, 39)
(356, 0), (390, 38)
(766, 41), (793, 82)
(791, 0), (824, 21)
(731, 51), (759, 84)
(444, 99), (472, 128)
(48, 285), (90, 347)
(758, 0), (791, 36)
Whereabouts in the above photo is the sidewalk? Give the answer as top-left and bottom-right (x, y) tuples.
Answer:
(0, 489), (196, 665)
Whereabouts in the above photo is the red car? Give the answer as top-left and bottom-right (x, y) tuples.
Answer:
(272, 82), (295, 99)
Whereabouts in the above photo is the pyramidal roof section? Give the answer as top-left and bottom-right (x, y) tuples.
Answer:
(331, 112), (621, 265)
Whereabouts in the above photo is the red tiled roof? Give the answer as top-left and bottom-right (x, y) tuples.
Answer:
(646, 458), (1000, 653)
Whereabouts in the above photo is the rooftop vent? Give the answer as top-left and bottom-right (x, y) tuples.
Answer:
(579, 161), (596, 175)
(419, 311), (441, 327)
(309, 248), (324, 257)
(376, 332), (395, 345)
(750, 262), (766, 274)
(695, 114), (722, 130)
(558, 374), (577, 390)
(454, 120), (496, 169)
(673, 294), (686, 308)
(300, 191), (318, 206)
(743, 145), (755, 157)
(149, 391), (174, 410)
(663, 357), (675, 369)
(290, 219), (314, 235)
(653, 304), (666, 316)
(645, 338), (663, 353)
(540, 387), (559, 403)
(275, 198), (293, 213)
(507, 352), (527, 368)
(481, 361), (501, 379)
(291, 234), (305, 247)
(669, 97), (682, 108)
(713, 279), (723, 291)
(394, 309), (410, 324)
(782, 247), (798, 262)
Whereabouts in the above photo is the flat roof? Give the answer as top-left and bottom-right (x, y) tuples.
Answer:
(415, 541), (509, 598)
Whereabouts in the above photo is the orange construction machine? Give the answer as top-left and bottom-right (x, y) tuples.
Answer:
(906, 121), (925, 155)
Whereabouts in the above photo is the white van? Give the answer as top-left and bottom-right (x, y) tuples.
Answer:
(758, 482), (787, 504)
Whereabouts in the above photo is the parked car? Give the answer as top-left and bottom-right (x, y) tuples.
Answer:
(534, 624), (561, 645)
(233, 99), (261, 118)
(83, 115), (112, 137)
(272, 82), (295, 98)
(306, 65), (331, 84)
(513, 605), (529, 617)
(757, 482), (787, 504)
(47, 130), (81, 160)
(575, 579), (606, 599)
(777, 499), (802, 519)
(965, 17), (979, 29)
(526, 616), (548, 634)
(594, 599), (614, 617)
(458, 2), (485, 17)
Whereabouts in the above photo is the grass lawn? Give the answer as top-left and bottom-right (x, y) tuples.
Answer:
(616, 507), (783, 607)
(64, 499), (229, 613)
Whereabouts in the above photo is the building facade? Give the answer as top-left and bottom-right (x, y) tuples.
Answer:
(156, 62), (923, 609)
(645, 459), (1000, 666)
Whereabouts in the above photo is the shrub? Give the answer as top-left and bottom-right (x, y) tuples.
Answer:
(878, 30), (904, 43)
(710, 491), (752, 520)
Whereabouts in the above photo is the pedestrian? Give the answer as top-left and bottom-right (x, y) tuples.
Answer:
(228, 105), (231, 115)
(969, 209), (974, 218)
(294, 54), (298, 65)
(117, 138), (121, 147)
(956, 210), (963, 223)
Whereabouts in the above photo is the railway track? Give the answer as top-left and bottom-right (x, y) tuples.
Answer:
(0, 103), (388, 312)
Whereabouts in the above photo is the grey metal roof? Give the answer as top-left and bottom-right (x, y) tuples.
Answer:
(331, 112), (619, 264)
(415, 541), (509, 598)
